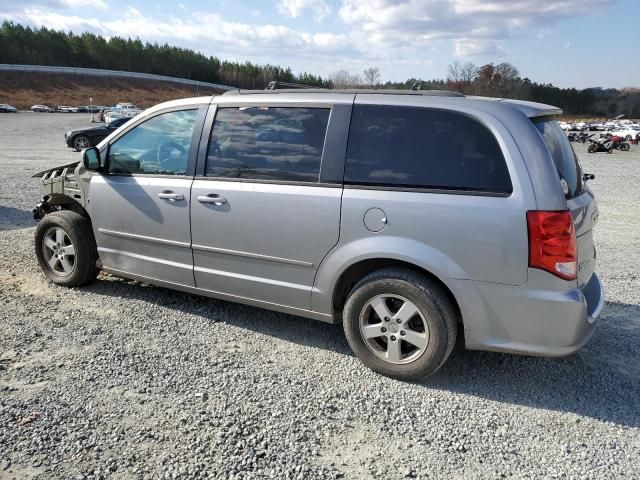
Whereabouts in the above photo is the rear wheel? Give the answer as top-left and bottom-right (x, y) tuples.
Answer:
(35, 211), (98, 287)
(343, 269), (458, 380)
(73, 135), (91, 151)
(620, 142), (630, 151)
(588, 144), (597, 153)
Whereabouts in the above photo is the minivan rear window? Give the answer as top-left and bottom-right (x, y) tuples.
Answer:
(344, 105), (512, 194)
(534, 119), (584, 199)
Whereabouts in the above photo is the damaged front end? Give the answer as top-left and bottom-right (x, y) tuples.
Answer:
(32, 162), (87, 220)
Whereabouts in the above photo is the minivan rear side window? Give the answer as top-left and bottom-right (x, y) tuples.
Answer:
(206, 107), (330, 182)
(533, 119), (584, 199)
(344, 105), (512, 194)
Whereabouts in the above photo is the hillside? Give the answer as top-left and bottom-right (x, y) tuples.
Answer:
(0, 71), (225, 110)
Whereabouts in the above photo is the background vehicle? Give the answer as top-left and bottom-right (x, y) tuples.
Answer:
(0, 103), (18, 113)
(609, 126), (640, 141)
(104, 102), (143, 123)
(568, 132), (592, 143)
(31, 104), (55, 112)
(610, 135), (631, 151)
(57, 105), (79, 113)
(64, 117), (131, 151)
(32, 90), (603, 380)
(588, 137), (613, 153)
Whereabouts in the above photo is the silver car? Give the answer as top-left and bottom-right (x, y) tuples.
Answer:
(33, 88), (604, 380)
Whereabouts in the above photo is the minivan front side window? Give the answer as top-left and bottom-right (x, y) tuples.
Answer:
(344, 105), (512, 194)
(107, 109), (198, 175)
(205, 107), (330, 182)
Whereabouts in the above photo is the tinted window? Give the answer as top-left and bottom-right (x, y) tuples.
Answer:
(534, 120), (584, 199)
(107, 109), (198, 175)
(345, 105), (512, 193)
(206, 107), (329, 182)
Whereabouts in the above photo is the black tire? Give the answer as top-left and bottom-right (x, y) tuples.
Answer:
(620, 143), (630, 152)
(72, 135), (91, 152)
(35, 210), (98, 287)
(625, 135), (632, 141)
(343, 269), (458, 380)
(588, 144), (597, 153)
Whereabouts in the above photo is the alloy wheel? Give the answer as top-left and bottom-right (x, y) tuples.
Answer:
(359, 294), (429, 364)
(74, 136), (89, 150)
(42, 227), (76, 276)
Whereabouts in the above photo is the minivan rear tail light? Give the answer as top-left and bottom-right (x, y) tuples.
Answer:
(526, 210), (577, 281)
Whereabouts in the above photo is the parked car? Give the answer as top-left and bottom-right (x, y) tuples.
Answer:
(32, 90), (603, 380)
(0, 103), (18, 113)
(64, 117), (132, 151)
(558, 121), (570, 131)
(31, 104), (55, 113)
(609, 125), (640, 141)
(104, 103), (143, 123)
(57, 105), (79, 113)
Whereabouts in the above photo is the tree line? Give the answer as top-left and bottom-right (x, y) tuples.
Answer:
(0, 21), (331, 89)
(1, 21), (637, 116)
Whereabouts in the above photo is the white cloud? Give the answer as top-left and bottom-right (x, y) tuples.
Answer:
(0, 0), (107, 11)
(12, 5), (347, 55)
(277, 0), (331, 21)
(339, 0), (614, 56)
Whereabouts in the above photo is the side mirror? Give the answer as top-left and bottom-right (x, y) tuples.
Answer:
(82, 147), (101, 171)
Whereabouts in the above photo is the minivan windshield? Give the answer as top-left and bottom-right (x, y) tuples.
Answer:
(534, 119), (584, 199)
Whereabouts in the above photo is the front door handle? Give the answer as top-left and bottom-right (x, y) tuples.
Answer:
(197, 194), (228, 206)
(157, 191), (184, 201)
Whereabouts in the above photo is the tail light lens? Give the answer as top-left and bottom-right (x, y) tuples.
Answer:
(527, 210), (577, 280)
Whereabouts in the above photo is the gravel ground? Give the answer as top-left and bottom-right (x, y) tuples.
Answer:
(1, 113), (639, 480)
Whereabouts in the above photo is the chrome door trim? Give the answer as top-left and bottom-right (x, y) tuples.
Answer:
(102, 266), (335, 323)
(98, 247), (193, 269)
(98, 228), (191, 248)
(191, 243), (314, 267)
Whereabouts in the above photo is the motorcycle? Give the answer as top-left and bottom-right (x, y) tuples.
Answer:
(568, 132), (593, 143)
(587, 137), (613, 153)
(611, 135), (631, 152)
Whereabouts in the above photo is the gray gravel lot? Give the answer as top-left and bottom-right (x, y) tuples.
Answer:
(1, 113), (639, 480)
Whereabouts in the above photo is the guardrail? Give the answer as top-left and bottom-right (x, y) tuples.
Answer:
(0, 64), (236, 91)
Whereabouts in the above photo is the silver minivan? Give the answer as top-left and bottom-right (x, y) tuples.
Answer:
(33, 88), (604, 379)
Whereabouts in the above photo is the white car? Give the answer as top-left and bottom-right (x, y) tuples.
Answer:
(57, 105), (79, 113)
(558, 121), (571, 131)
(610, 126), (640, 140)
(104, 102), (143, 123)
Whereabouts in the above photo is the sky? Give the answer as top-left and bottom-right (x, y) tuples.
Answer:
(1, 0), (639, 89)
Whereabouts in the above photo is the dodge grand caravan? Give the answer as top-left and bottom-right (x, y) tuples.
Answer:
(32, 88), (604, 380)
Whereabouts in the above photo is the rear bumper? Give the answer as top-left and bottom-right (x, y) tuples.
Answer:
(449, 271), (604, 357)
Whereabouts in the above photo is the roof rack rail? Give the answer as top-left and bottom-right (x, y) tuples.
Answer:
(265, 81), (326, 90)
(410, 81), (422, 91)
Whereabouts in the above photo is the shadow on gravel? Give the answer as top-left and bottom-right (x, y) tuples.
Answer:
(84, 275), (352, 354)
(86, 275), (639, 428)
(427, 301), (640, 428)
(0, 205), (35, 230)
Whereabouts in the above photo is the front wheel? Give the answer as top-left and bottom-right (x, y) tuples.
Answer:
(620, 142), (630, 151)
(588, 144), (598, 153)
(35, 210), (98, 287)
(343, 269), (458, 380)
(73, 135), (91, 151)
